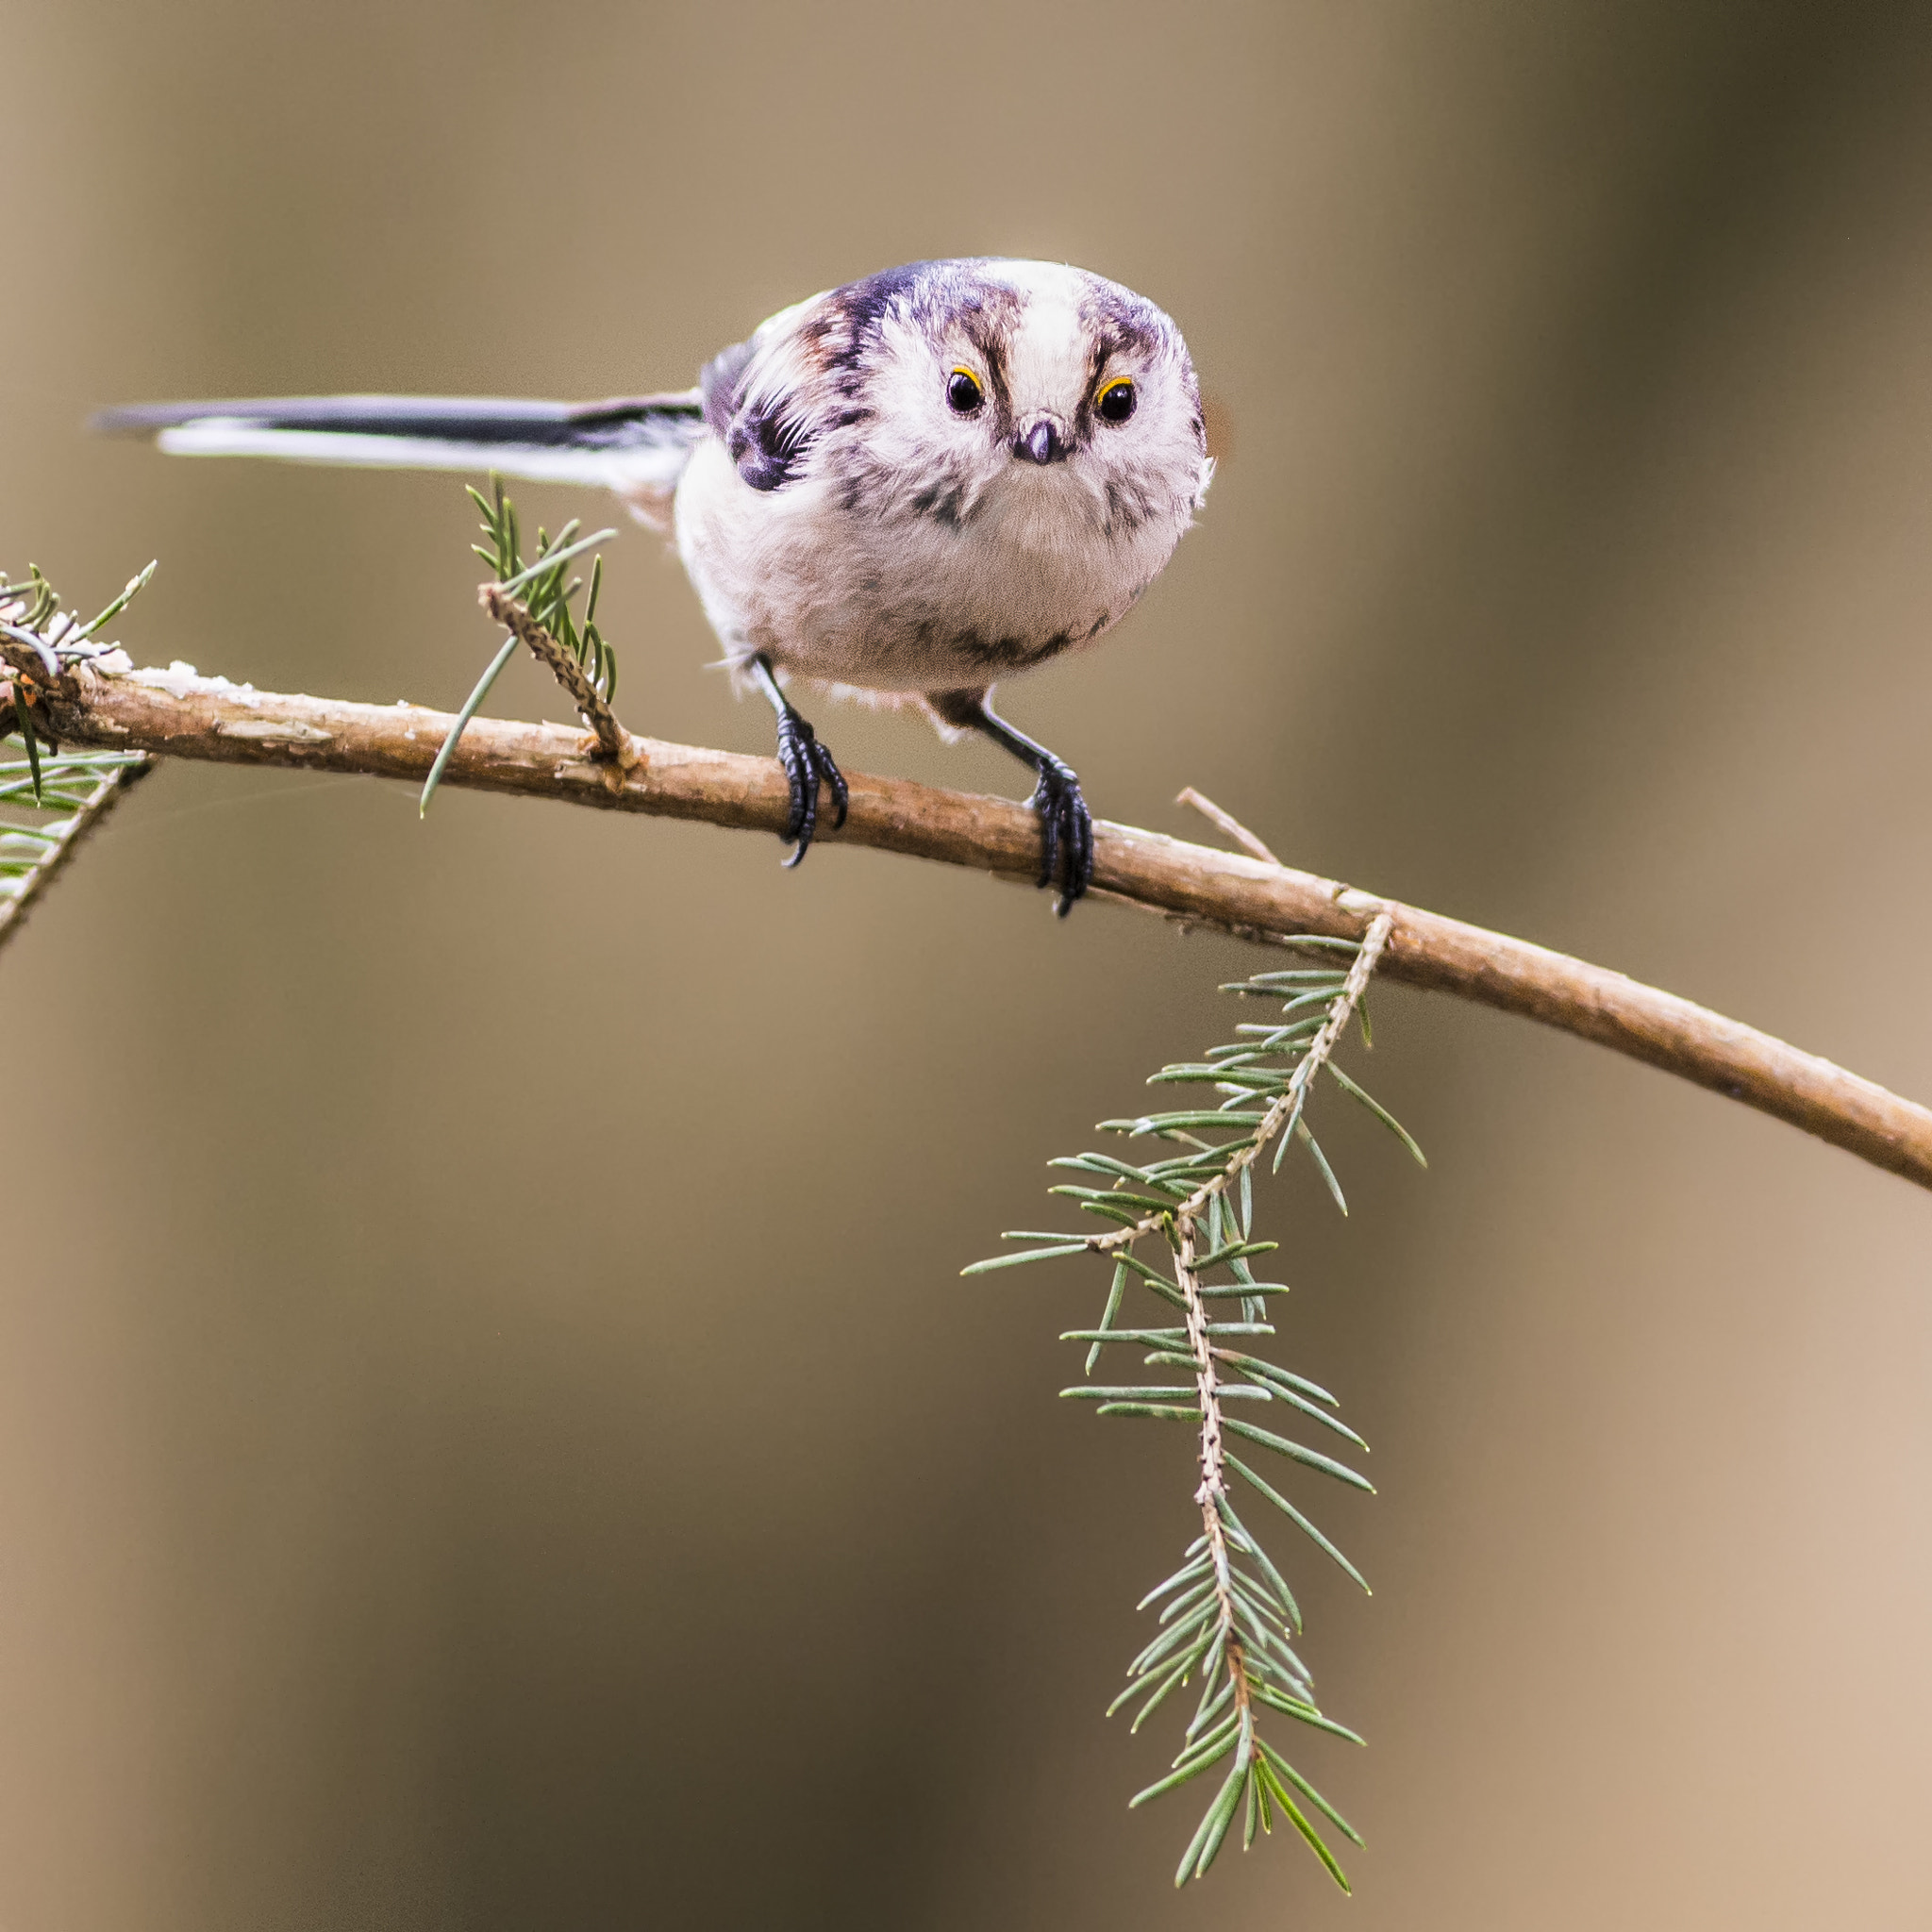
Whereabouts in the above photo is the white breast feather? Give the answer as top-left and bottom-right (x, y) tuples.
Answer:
(675, 258), (1209, 700)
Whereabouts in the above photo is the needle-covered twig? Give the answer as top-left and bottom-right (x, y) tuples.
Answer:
(0, 741), (151, 954)
(970, 919), (1408, 1888)
(0, 562), (158, 950)
(418, 479), (629, 813)
(480, 582), (635, 774)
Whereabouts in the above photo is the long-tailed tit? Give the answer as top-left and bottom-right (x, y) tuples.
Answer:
(98, 258), (1213, 911)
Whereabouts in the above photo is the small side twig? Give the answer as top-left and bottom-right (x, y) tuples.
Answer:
(418, 486), (633, 816)
(1177, 786), (1281, 867)
(481, 584), (638, 777)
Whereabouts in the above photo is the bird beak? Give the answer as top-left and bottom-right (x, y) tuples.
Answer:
(1015, 417), (1066, 464)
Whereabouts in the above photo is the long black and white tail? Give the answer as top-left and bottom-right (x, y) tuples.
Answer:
(92, 391), (707, 493)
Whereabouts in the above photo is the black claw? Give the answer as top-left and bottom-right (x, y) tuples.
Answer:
(774, 702), (845, 867)
(818, 739), (849, 831)
(925, 690), (1092, 919)
(1029, 759), (1092, 915)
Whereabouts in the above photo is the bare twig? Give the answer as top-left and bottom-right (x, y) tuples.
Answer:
(19, 650), (1932, 1191)
(1177, 786), (1281, 867)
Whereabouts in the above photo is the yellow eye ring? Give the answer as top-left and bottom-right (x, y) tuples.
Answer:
(1095, 376), (1137, 424)
(946, 367), (985, 413)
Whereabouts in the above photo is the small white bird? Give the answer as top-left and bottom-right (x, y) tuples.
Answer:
(98, 258), (1214, 910)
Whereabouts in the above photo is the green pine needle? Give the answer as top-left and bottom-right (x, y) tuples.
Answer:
(0, 558), (158, 941)
(966, 929), (1419, 1890)
(425, 478), (625, 816)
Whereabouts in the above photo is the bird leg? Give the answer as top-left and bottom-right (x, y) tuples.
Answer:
(750, 654), (847, 867)
(928, 689), (1093, 915)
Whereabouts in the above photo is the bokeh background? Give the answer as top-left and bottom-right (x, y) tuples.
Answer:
(6, 2), (1932, 1925)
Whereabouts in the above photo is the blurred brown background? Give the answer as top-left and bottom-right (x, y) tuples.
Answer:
(6, 1), (1932, 1924)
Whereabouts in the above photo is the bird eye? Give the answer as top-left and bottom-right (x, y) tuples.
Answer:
(1096, 378), (1137, 424)
(946, 368), (984, 414)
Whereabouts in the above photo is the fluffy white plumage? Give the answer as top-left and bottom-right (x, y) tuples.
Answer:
(675, 259), (1211, 701)
(98, 258), (1213, 907)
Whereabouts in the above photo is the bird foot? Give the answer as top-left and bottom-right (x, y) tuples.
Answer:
(1030, 758), (1093, 914)
(774, 701), (848, 866)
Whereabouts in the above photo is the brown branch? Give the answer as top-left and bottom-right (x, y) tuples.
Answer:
(23, 651), (1932, 1191)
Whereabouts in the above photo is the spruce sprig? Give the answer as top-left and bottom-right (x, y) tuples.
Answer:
(419, 477), (620, 814)
(467, 475), (619, 704)
(1, 559), (156, 804)
(0, 561), (156, 947)
(967, 916), (1422, 1889)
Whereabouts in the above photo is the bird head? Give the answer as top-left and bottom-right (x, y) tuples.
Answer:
(814, 259), (1214, 540)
